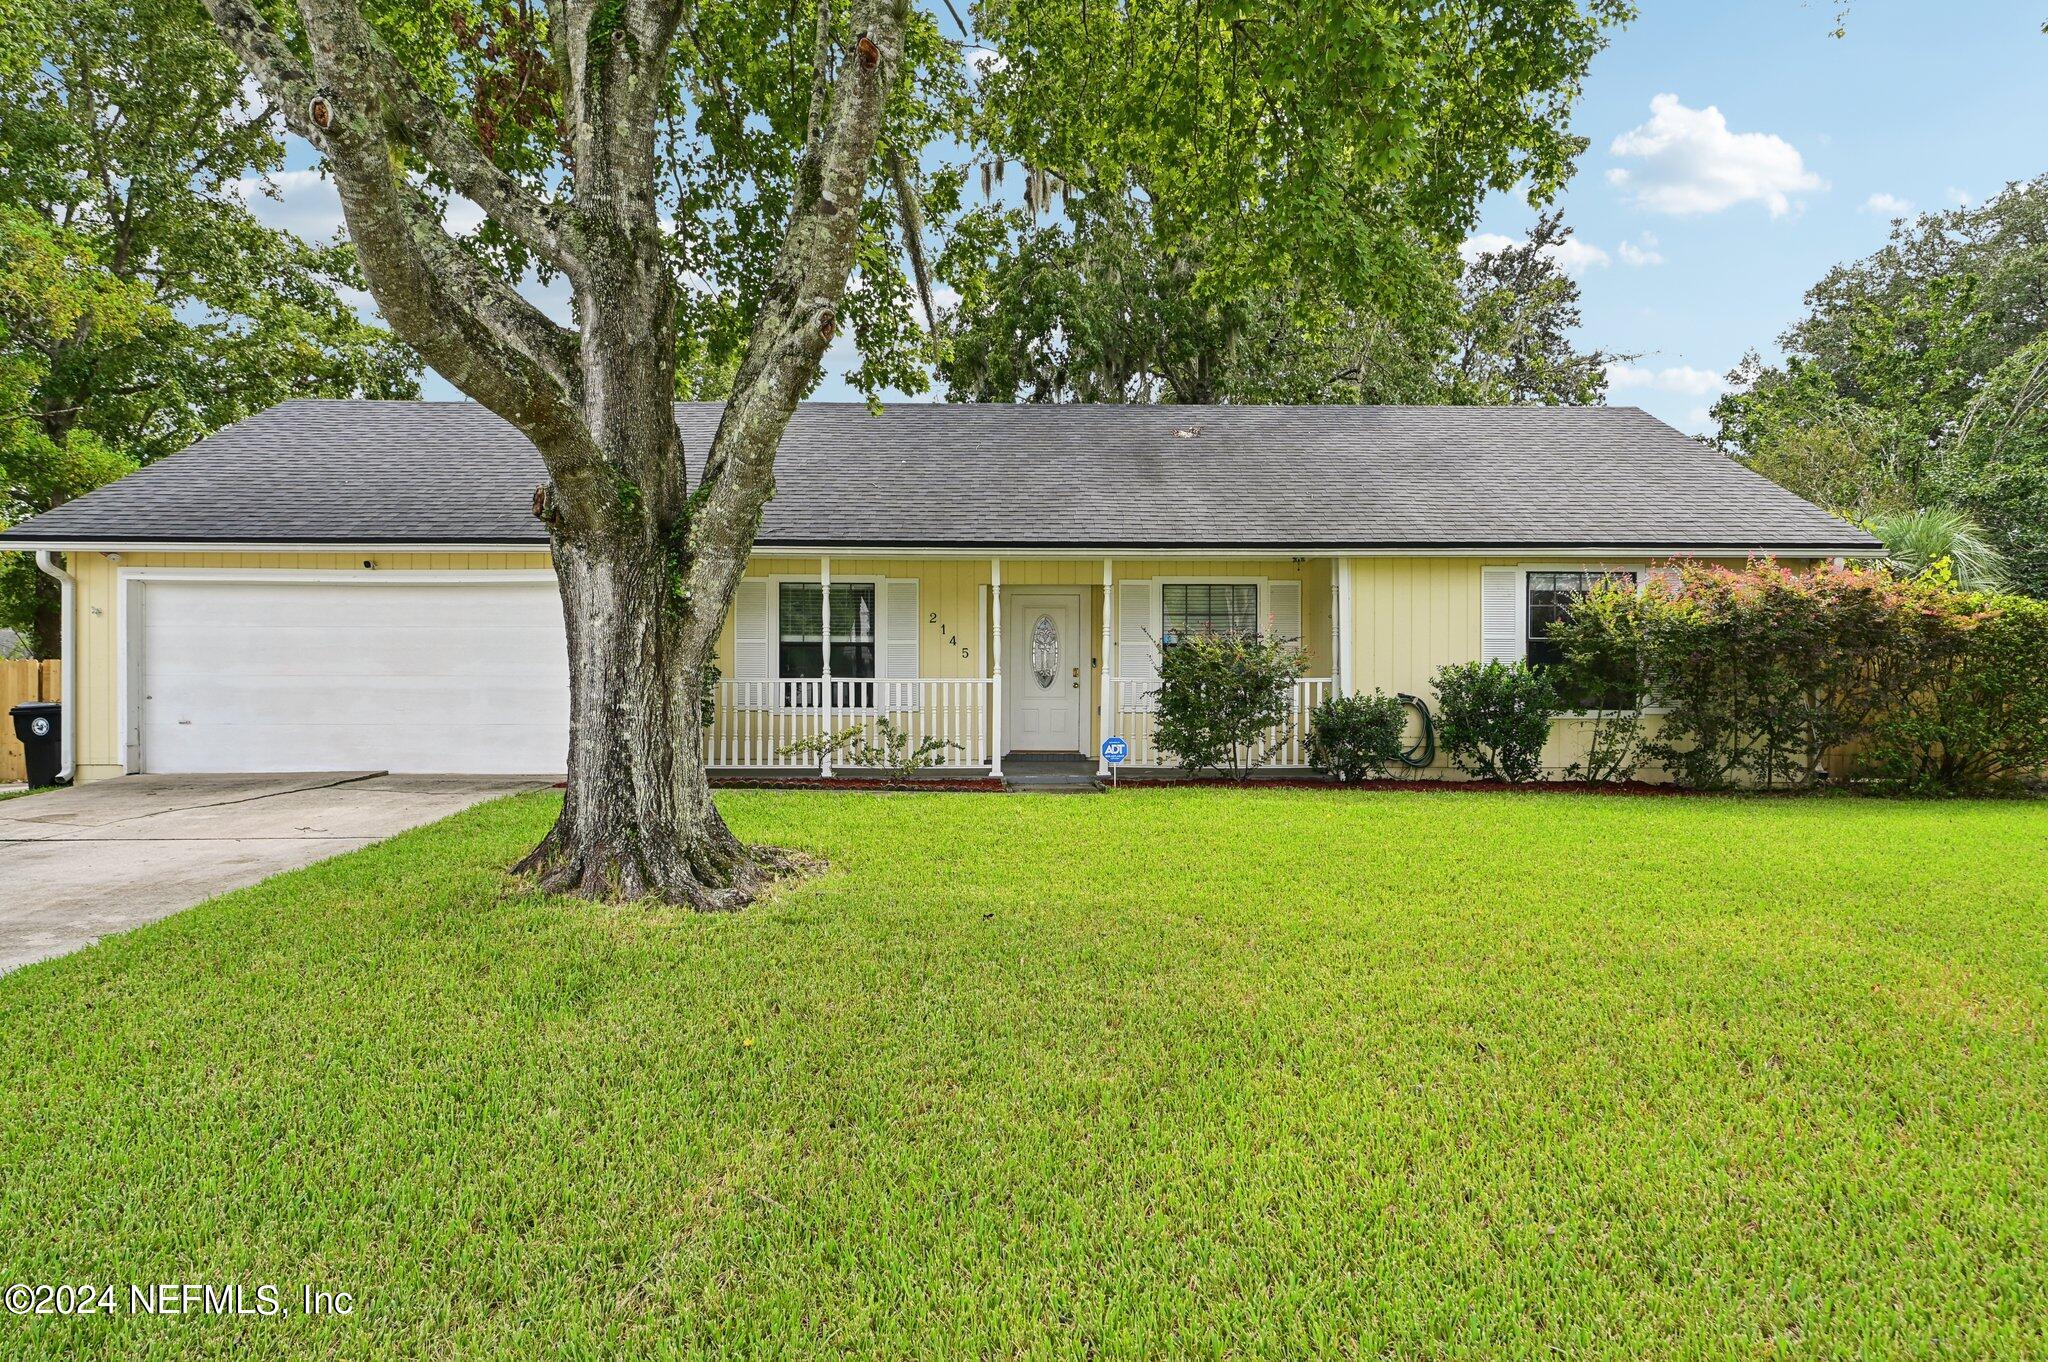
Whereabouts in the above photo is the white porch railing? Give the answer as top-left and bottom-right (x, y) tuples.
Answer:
(706, 674), (1332, 774)
(705, 678), (993, 771)
(1109, 676), (1333, 769)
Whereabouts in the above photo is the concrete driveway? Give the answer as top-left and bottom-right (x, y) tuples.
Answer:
(0, 772), (551, 974)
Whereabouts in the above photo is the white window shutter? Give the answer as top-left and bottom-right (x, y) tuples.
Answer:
(882, 578), (920, 711)
(1118, 580), (1158, 711)
(1266, 580), (1302, 647)
(1480, 567), (1524, 664)
(732, 578), (772, 710)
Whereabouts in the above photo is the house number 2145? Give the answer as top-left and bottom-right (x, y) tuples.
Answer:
(929, 611), (969, 659)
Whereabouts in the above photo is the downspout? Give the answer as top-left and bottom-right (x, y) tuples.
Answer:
(33, 550), (75, 783)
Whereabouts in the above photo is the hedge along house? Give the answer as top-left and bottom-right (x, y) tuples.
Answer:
(0, 400), (1880, 785)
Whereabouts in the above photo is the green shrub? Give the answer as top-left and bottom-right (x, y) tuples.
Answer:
(1541, 560), (2048, 794)
(1545, 577), (1651, 784)
(1306, 691), (1409, 782)
(1432, 660), (1562, 783)
(1152, 629), (1306, 780)
(779, 718), (963, 785)
(1629, 561), (1895, 791)
(1861, 582), (2048, 793)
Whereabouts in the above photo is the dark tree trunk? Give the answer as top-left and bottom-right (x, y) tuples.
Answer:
(515, 530), (783, 908)
(201, 0), (907, 907)
(28, 579), (61, 661)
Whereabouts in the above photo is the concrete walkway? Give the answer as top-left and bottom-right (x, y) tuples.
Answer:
(0, 773), (550, 974)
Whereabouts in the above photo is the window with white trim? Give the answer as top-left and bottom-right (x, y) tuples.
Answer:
(778, 581), (875, 706)
(1526, 570), (1636, 710)
(1160, 582), (1259, 642)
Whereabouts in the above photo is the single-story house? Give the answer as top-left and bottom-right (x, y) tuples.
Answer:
(0, 400), (1880, 784)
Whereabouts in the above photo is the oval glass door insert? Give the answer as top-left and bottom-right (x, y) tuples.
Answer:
(1030, 614), (1060, 689)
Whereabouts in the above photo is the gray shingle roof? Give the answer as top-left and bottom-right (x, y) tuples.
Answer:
(0, 398), (1880, 552)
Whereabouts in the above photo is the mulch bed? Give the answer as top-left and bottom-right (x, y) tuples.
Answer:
(1101, 774), (1711, 795)
(709, 775), (1008, 792)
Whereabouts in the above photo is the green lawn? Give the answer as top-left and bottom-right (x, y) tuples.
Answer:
(3, 789), (2045, 1359)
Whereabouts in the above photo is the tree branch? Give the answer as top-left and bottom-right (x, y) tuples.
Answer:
(200, 0), (611, 516)
(348, 32), (579, 280)
(683, 0), (909, 630)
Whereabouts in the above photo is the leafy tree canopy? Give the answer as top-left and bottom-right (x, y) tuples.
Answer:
(937, 0), (1631, 406)
(1715, 175), (2048, 596)
(939, 202), (1622, 406)
(0, 0), (419, 654)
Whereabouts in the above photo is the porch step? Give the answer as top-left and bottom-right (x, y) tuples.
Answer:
(1001, 753), (1102, 792)
(1004, 773), (1102, 792)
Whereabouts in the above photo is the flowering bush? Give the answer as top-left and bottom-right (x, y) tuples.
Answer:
(1550, 560), (2048, 793)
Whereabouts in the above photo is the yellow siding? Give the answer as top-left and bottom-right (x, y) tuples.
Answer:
(1342, 555), (1811, 780)
(58, 547), (1814, 782)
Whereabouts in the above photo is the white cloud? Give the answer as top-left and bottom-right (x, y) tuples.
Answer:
(230, 168), (347, 241)
(1617, 232), (1664, 267)
(1458, 232), (1517, 260)
(1946, 185), (1973, 207)
(1605, 362), (1730, 400)
(1862, 191), (1915, 218)
(1606, 94), (1825, 216)
(1458, 231), (1610, 276)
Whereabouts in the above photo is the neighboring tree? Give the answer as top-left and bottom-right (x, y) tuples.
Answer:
(1444, 213), (1621, 406)
(0, 211), (147, 655)
(1866, 508), (2007, 591)
(938, 191), (1452, 404)
(941, 204), (1620, 408)
(0, 0), (418, 655)
(940, 1), (1633, 406)
(1714, 176), (2048, 595)
(1941, 338), (2048, 595)
(191, 0), (1637, 905)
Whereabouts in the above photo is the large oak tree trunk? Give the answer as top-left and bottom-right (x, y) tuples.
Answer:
(201, 0), (907, 907)
(515, 530), (782, 908)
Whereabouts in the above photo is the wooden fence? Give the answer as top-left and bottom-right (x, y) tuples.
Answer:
(0, 658), (61, 784)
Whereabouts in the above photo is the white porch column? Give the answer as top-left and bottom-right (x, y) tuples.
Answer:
(818, 555), (833, 777)
(1335, 556), (1354, 697)
(989, 558), (1004, 780)
(1098, 557), (1114, 775)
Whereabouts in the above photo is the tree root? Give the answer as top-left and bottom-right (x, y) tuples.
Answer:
(513, 835), (816, 911)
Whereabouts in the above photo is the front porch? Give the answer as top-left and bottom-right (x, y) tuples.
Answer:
(704, 554), (1348, 779)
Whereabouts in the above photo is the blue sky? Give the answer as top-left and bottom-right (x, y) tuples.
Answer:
(1466, 0), (2048, 432)
(256, 1), (2048, 433)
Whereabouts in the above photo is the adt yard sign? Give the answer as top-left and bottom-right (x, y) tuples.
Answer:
(1101, 736), (1129, 786)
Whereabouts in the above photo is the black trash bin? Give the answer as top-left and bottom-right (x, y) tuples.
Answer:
(10, 701), (61, 789)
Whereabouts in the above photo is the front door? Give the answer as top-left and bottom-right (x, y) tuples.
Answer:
(1006, 591), (1085, 753)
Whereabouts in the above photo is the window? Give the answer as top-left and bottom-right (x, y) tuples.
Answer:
(778, 582), (875, 706)
(1161, 583), (1259, 642)
(1527, 570), (1636, 710)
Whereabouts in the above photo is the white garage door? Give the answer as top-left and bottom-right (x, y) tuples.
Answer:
(136, 577), (570, 774)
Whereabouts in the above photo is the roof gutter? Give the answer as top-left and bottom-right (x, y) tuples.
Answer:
(0, 539), (1886, 558)
(32, 550), (75, 784)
